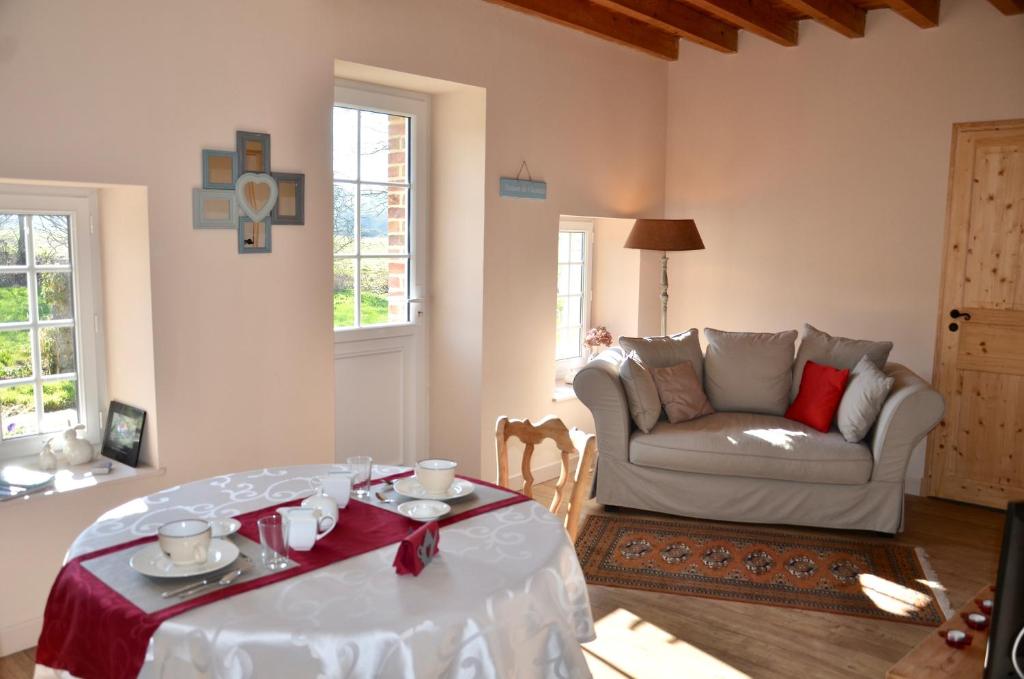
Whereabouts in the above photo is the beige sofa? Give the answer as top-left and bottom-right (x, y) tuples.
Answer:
(573, 348), (943, 534)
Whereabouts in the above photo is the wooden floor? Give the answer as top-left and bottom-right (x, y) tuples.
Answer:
(0, 488), (1004, 679)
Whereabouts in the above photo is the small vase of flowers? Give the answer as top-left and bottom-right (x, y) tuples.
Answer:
(583, 326), (613, 360)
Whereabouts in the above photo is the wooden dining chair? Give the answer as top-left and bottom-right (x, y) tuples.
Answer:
(494, 415), (598, 541)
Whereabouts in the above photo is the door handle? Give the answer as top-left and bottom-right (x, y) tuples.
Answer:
(950, 309), (972, 321)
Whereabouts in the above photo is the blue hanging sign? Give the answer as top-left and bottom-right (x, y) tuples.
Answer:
(499, 177), (547, 200)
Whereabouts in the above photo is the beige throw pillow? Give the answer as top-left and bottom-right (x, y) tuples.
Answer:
(619, 329), (704, 385)
(619, 353), (662, 433)
(703, 328), (798, 416)
(651, 361), (714, 423)
(837, 356), (895, 443)
(791, 324), (893, 402)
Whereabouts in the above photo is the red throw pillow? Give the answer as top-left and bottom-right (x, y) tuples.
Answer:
(785, 360), (850, 432)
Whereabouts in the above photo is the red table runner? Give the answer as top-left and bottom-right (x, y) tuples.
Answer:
(36, 473), (528, 679)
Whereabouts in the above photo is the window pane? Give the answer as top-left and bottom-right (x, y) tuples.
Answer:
(565, 295), (583, 326)
(569, 232), (584, 262)
(333, 259), (355, 329)
(567, 264), (583, 294)
(556, 327), (581, 361)
(40, 326), (76, 376)
(557, 264), (569, 295)
(558, 232), (570, 263)
(0, 330), (32, 379)
(360, 186), (408, 254)
(555, 296), (566, 329)
(333, 182), (356, 256)
(0, 215), (26, 266)
(31, 215), (70, 265)
(0, 273), (28, 323)
(37, 271), (73, 321)
(332, 107), (358, 181)
(0, 384), (37, 439)
(360, 258), (408, 326)
(41, 379), (78, 433)
(360, 111), (408, 184)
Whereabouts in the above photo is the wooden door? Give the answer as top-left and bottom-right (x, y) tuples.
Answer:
(926, 119), (1024, 509)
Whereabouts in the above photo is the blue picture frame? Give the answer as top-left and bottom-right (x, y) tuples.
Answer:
(238, 216), (272, 254)
(236, 130), (271, 175)
(202, 150), (237, 190)
(192, 188), (238, 229)
(271, 172), (304, 225)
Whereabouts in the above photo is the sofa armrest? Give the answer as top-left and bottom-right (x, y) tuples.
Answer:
(869, 363), (944, 483)
(573, 348), (631, 463)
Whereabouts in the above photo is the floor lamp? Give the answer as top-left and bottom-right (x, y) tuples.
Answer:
(623, 219), (705, 336)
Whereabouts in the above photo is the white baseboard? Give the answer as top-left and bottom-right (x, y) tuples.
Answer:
(1, 616), (41, 656)
(508, 457), (575, 489)
(905, 476), (923, 496)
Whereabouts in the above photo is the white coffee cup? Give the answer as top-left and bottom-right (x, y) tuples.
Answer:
(415, 458), (457, 495)
(158, 519), (212, 566)
(301, 493), (339, 532)
(311, 472), (352, 507)
(277, 507), (334, 552)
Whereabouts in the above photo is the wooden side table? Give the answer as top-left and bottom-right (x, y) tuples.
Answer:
(888, 585), (992, 679)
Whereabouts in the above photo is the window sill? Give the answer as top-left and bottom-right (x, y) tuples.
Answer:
(0, 455), (165, 508)
(552, 384), (577, 402)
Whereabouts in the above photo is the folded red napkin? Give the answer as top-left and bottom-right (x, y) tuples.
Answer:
(393, 521), (440, 576)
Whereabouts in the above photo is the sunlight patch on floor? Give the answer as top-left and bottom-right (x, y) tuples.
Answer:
(583, 608), (750, 679)
(859, 574), (932, 617)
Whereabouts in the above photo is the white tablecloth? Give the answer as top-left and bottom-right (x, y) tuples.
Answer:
(36, 465), (595, 679)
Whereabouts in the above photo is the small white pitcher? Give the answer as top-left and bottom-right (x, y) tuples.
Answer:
(276, 506), (335, 552)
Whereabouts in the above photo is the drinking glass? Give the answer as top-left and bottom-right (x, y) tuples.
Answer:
(257, 514), (289, 571)
(346, 455), (373, 498)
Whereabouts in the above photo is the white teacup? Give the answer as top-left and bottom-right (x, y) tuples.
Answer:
(277, 507), (334, 552)
(301, 493), (340, 532)
(158, 519), (212, 566)
(415, 458), (457, 495)
(311, 472), (352, 508)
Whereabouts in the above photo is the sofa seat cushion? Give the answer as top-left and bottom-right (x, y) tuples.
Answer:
(628, 412), (873, 485)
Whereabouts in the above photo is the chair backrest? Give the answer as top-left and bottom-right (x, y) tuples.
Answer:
(494, 415), (598, 541)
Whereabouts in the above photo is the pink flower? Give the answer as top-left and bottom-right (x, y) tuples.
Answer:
(583, 326), (613, 349)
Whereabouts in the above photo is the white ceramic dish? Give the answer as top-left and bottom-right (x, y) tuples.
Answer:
(130, 538), (239, 578)
(393, 477), (475, 501)
(208, 518), (242, 538)
(397, 500), (451, 522)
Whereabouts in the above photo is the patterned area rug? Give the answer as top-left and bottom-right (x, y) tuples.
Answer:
(575, 514), (949, 626)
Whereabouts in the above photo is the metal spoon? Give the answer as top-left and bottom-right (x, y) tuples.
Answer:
(176, 566), (246, 599)
(375, 491), (397, 504)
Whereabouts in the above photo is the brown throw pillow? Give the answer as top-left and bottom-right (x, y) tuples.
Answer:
(651, 361), (715, 424)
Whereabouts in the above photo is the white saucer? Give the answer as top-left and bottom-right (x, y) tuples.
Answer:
(393, 477), (475, 501)
(397, 500), (451, 522)
(130, 538), (240, 578)
(209, 518), (241, 538)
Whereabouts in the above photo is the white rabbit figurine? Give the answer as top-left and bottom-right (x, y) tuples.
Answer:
(62, 425), (94, 466)
(39, 438), (59, 472)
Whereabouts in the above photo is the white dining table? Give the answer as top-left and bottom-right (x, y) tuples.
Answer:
(34, 464), (595, 679)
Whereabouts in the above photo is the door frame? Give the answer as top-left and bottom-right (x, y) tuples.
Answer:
(924, 118), (1024, 498)
(332, 80), (431, 466)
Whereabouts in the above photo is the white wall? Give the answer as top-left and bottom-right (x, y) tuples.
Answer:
(0, 0), (667, 651)
(663, 0), (1024, 491)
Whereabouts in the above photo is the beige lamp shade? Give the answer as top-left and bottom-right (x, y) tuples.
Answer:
(624, 219), (704, 252)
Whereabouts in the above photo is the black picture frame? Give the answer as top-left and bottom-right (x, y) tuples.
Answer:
(101, 401), (147, 468)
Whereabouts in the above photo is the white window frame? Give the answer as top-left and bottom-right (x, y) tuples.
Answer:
(0, 186), (106, 461)
(333, 80), (429, 343)
(555, 219), (594, 381)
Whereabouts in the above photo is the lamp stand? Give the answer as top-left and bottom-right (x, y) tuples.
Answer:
(660, 251), (669, 336)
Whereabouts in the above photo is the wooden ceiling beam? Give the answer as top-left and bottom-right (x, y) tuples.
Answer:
(988, 0), (1024, 14)
(483, 0), (679, 60)
(681, 0), (799, 46)
(593, 0), (738, 53)
(777, 0), (866, 37)
(885, 0), (940, 27)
